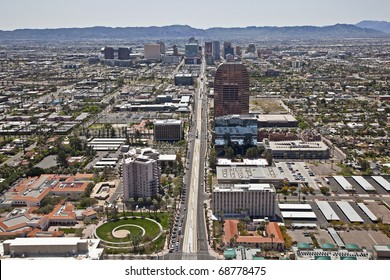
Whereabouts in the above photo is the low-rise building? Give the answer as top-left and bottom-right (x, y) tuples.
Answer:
(174, 73), (194, 86)
(216, 166), (284, 186)
(257, 114), (298, 128)
(223, 220), (284, 250)
(264, 140), (330, 159)
(2, 237), (103, 259)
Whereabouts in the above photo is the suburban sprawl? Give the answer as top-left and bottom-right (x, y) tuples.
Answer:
(1, 26), (390, 261)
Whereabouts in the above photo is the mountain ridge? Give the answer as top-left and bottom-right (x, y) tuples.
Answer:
(0, 23), (388, 40)
(356, 20), (390, 33)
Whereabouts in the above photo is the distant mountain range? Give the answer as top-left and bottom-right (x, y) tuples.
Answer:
(0, 23), (389, 40)
(356, 20), (390, 34)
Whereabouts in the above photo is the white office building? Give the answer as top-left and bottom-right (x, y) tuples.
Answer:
(212, 184), (276, 218)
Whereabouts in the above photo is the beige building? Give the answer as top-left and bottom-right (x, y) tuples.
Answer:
(264, 140), (330, 159)
(123, 155), (160, 200)
(212, 183), (276, 218)
(154, 119), (183, 141)
(2, 237), (103, 259)
(144, 44), (161, 61)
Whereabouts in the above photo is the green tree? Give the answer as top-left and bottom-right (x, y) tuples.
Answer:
(57, 149), (68, 167)
(246, 147), (259, 159)
(224, 145), (235, 159)
(208, 148), (217, 171)
(137, 197), (144, 216)
(320, 186), (330, 195)
(129, 197), (135, 216)
(146, 197), (152, 215)
(152, 199), (158, 218)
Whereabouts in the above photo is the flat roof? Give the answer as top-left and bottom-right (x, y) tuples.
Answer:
(336, 201), (364, 223)
(327, 227), (345, 247)
(351, 176), (375, 191)
(2, 215), (30, 228)
(214, 184), (275, 192)
(291, 223), (318, 228)
(333, 176), (354, 191)
(159, 154), (176, 161)
(357, 203), (378, 222)
(372, 176), (390, 191)
(373, 245), (390, 252)
(316, 200), (340, 221)
(154, 119), (182, 125)
(216, 166), (284, 181)
(278, 204), (312, 211)
(281, 211), (317, 219)
(217, 158), (268, 166)
(4, 237), (87, 246)
(268, 141), (328, 151)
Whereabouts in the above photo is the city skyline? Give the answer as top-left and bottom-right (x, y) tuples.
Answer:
(1, 0), (389, 31)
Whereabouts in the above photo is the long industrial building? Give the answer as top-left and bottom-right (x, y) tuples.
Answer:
(212, 183), (276, 218)
(2, 237), (103, 259)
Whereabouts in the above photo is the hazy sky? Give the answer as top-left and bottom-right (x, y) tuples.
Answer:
(1, 0), (389, 30)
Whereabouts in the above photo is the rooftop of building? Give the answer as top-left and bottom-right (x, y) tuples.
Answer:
(154, 119), (182, 125)
(216, 166), (284, 181)
(224, 220), (284, 245)
(214, 183), (275, 193)
(267, 140), (328, 150)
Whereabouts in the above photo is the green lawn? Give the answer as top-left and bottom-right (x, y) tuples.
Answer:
(121, 212), (169, 229)
(96, 217), (161, 243)
(59, 228), (76, 234)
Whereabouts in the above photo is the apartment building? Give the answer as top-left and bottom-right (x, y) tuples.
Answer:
(123, 155), (160, 200)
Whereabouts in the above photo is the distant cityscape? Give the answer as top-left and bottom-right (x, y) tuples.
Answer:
(0, 23), (390, 261)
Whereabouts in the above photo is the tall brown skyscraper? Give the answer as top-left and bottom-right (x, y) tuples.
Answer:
(214, 63), (249, 118)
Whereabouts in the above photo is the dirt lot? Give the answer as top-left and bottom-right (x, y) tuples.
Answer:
(339, 229), (390, 251)
(250, 99), (287, 114)
(287, 228), (335, 246)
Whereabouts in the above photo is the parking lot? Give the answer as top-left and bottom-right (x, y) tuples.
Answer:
(275, 161), (319, 190)
(326, 176), (390, 195)
(339, 229), (390, 251)
(365, 201), (390, 224)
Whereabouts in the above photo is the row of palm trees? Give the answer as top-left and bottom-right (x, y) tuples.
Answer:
(104, 196), (161, 220)
(128, 197), (159, 218)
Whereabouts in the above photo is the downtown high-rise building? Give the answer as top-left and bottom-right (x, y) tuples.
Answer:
(212, 41), (221, 60)
(205, 41), (213, 55)
(213, 63), (249, 118)
(102, 47), (114, 59)
(118, 47), (131, 60)
(123, 155), (160, 200)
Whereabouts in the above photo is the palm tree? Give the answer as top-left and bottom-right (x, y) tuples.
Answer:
(122, 201), (126, 218)
(146, 197), (152, 216)
(138, 197), (144, 216)
(270, 233), (275, 255)
(152, 199), (158, 218)
(112, 200), (118, 219)
(129, 197), (135, 217)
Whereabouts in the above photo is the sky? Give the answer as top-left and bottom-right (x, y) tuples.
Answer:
(1, 0), (389, 30)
